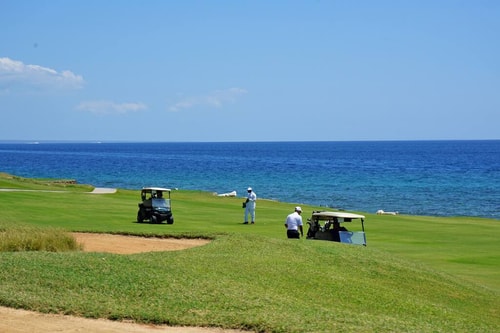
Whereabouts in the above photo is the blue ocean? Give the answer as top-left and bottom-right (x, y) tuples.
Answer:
(0, 140), (498, 219)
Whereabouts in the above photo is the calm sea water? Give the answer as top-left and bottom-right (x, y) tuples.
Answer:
(0, 141), (498, 219)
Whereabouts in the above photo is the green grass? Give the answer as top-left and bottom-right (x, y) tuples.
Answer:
(0, 172), (92, 191)
(0, 173), (499, 332)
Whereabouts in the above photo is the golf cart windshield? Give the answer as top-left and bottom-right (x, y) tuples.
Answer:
(152, 198), (170, 210)
(338, 231), (366, 245)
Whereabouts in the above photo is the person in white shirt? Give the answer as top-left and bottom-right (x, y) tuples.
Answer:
(284, 206), (303, 238)
(243, 187), (257, 224)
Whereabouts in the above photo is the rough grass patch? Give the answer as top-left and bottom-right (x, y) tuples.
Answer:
(0, 226), (82, 252)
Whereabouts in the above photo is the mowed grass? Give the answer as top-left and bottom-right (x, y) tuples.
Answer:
(0, 174), (499, 332)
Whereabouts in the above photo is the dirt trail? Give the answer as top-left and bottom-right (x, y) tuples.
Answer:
(0, 306), (245, 333)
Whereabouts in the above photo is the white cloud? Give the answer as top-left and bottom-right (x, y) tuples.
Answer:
(76, 100), (147, 115)
(0, 57), (84, 91)
(168, 88), (247, 112)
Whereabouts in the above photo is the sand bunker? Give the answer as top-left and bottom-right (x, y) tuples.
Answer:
(72, 232), (210, 254)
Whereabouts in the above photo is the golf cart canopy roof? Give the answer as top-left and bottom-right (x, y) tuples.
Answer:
(312, 211), (365, 220)
(142, 187), (171, 192)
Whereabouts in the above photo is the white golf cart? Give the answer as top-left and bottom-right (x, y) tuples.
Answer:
(306, 211), (366, 246)
(137, 187), (174, 224)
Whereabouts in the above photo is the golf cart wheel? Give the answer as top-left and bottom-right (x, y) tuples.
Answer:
(167, 217), (174, 224)
(151, 215), (158, 224)
(137, 212), (143, 223)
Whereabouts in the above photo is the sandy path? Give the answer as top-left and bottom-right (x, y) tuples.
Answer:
(0, 306), (245, 333)
(0, 233), (247, 333)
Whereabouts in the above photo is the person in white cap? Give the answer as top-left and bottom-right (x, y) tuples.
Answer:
(284, 206), (303, 238)
(243, 187), (257, 224)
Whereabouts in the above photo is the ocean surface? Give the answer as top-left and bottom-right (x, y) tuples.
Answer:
(0, 140), (498, 219)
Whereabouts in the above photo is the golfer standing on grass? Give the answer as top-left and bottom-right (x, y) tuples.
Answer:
(244, 187), (257, 224)
(285, 206), (303, 239)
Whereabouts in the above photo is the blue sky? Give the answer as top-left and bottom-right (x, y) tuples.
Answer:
(1, 1), (499, 142)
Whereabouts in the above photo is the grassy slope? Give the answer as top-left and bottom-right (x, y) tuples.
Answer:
(0, 174), (498, 332)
